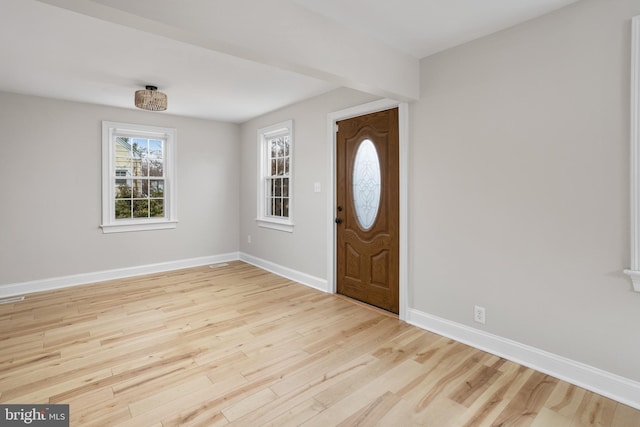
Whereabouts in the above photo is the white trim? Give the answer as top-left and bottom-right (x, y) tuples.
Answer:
(627, 16), (640, 291)
(624, 269), (640, 291)
(0, 253), (240, 298)
(407, 308), (640, 411)
(101, 220), (179, 233)
(240, 252), (328, 292)
(256, 219), (294, 233)
(326, 98), (409, 320)
(398, 102), (409, 321)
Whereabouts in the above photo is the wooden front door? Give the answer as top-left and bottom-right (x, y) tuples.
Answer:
(336, 108), (399, 314)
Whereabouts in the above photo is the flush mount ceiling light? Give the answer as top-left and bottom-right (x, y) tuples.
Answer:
(134, 85), (167, 111)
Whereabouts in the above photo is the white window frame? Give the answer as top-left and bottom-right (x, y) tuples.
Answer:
(627, 17), (640, 290)
(101, 121), (178, 233)
(256, 120), (294, 232)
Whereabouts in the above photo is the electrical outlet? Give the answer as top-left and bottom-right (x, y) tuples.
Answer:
(247, 235), (252, 244)
(474, 305), (486, 324)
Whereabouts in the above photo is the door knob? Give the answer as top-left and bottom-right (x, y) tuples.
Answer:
(335, 217), (343, 224)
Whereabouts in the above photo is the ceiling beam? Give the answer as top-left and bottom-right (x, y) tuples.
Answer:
(36, 0), (419, 101)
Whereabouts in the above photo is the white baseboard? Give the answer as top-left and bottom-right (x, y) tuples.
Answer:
(0, 252), (240, 298)
(239, 252), (329, 292)
(407, 308), (640, 411)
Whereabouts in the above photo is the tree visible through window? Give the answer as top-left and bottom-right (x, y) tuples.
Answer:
(257, 120), (294, 232)
(101, 121), (177, 233)
(267, 134), (290, 218)
(114, 137), (165, 219)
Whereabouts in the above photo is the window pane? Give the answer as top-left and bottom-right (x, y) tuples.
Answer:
(144, 179), (152, 197)
(115, 157), (132, 174)
(133, 200), (149, 218)
(283, 136), (289, 156)
(283, 198), (289, 217)
(115, 199), (131, 219)
(115, 136), (130, 146)
(115, 137), (132, 160)
(150, 199), (164, 217)
(132, 179), (147, 198)
(282, 178), (289, 197)
(129, 139), (144, 177)
(149, 139), (163, 160)
(150, 180), (164, 197)
(274, 178), (281, 197)
(284, 157), (289, 175)
(133, 138), (149, 155)
(277, 159), (285, 176)
(141, 158), (149, 177)
(115, 180), (132, 198)
(131, 158), (143, 176)
(271, 158), (277, 176)
(274, 197), (282, 216)
(149, 159), (163, 177)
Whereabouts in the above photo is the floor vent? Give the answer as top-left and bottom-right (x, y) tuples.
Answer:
(209, 263), (229, 269)
(0, 296), (25, 305)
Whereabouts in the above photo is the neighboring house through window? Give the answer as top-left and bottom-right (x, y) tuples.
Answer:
(257, 120), (294, 232)
(101, 121), (177, 233)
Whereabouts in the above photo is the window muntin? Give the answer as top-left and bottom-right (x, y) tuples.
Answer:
(101, 121), (177, 233)
(114, 137), (165, 219)
(266, 134), (290, 219)
(257, 120), (294, 232)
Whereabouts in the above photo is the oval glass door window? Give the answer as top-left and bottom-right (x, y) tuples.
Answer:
(352, 139), (381, 230)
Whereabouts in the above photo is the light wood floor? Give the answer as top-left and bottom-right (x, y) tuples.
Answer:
(0, 261), (638, 426)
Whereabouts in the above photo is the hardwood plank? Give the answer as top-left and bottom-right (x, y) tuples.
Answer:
(611, 403), (640, 427)
(259, 398), (326, 427)
(221, 387), (278, 422)
(128, 376), (214, 417)
(161, 372), (247, 426)
(491, 371), (559, 426)
(570, 392), (617, 427)
(532, 407), (572, 427)
(0, 261), (636, 426)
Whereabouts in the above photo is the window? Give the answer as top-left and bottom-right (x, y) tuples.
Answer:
(101, 121), (177, 233)
(257, 120), (294, 232)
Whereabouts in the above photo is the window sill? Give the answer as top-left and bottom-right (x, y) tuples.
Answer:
(623, 270), (640, 292)
(256, 218), (294, 233)
(101, 220), (178, 234)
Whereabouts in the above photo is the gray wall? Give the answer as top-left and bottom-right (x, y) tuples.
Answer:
(239, 88), (378, 279)
(411, 0), (640, 381)
(0, 92), (240, 286)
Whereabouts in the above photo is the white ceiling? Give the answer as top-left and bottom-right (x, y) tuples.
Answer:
(0, 0), (578, 123)
(294, 0), (579, 58)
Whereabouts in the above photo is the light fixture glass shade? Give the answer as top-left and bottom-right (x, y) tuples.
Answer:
(135, 85), (167, 111)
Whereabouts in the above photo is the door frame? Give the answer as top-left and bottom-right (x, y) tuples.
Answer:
(326, 99), (409, 320)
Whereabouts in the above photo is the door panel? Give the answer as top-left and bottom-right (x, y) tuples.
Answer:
(336, 108), (399, 314)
